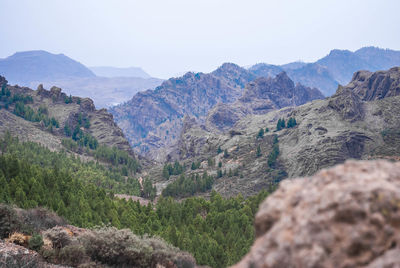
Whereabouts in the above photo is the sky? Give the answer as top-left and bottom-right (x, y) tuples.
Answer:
(0, 0), (399, 78)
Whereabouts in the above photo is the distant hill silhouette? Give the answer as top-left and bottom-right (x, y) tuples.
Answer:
(0, 50), (95, 84)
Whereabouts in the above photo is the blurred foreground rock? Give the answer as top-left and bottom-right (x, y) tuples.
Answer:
(233, 160), (400, 268)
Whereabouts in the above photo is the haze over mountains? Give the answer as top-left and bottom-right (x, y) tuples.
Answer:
(0, 50), (163, 108)
(1, 47), (400, 267)
(249, 47), (400, 96)
(109, 46), (400, 162)
(89, 66), (151, 79)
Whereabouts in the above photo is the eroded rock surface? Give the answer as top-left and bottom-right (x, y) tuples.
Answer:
(233, 160), (400, 268)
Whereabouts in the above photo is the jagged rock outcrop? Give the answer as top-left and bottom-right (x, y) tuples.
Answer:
(111, 63), (256, 161)
(233, 160), (400, 268)
(0, 76), (134, 155)
(346, 67), (400, 101)
(206, 72), (324, 131)
(328, 85), (364, 122)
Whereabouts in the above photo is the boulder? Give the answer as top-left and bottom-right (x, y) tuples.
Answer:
(233, 160), (400, 268)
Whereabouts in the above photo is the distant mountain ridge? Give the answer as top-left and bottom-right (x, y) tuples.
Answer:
(249, 46), (400, 96)
(0, 50), (162, 108)
(0, 50), (95, 83)
(89, 66), (151, 79)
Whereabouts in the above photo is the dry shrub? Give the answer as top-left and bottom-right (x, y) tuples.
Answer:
(80, 227), (195, 268)
(6, 232), (31, 247)
(19, 207), (67, 231)
(43, 226), (74, 249)
(59, 244), (91, 267)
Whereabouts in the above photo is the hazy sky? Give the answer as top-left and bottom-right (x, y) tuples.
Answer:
(1, 0), (399, 78)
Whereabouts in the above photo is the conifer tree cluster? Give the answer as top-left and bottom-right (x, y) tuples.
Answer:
(276, 117), (297, 130)
(162, 161), (185, 179)
(0, 134), (271, 267)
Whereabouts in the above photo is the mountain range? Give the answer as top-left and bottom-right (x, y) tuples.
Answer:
(249, 46), (400, 96)
(110, 63), (323, 161)
(0, 50), (162, 108)
(160, 66), (400, 197)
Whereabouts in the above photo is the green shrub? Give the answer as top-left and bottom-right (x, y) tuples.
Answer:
(28, 233), (44, 251)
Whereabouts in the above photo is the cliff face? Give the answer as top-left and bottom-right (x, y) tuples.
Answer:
(232, 160), (400, 268)
(206, 72), (324, 132)
(0, 76), (133, 155)
(110, 63), (256, 161)
(345, 66), (400, 101)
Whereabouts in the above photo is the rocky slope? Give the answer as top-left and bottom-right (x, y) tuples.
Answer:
(233, 160), (400, 268)
(249, 47), (400, 96)
(206, 72), (324, 131)
(0, 75), (134, 155)
(162, 67), (400, 197)
(110, 63), (256, 161)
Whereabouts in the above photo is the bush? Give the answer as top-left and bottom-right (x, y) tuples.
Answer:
(43, 226), (73, 249)
(59, 244), (90, 266)
(81, 227), (195, 268)
(28, 233), (44, 251)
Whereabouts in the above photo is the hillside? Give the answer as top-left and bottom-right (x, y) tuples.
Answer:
(156, 67), (400, 198)
(249, 46), (400, 96)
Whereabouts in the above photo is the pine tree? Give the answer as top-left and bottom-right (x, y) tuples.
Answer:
(256, 145), (261, 157)
(257, 128), (264, 138)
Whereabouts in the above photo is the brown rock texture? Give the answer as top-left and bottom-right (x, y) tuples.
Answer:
(232, 160), (400, 268)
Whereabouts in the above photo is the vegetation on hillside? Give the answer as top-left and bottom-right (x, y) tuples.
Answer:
(0, 133), (270, 267)
(162, 172), (214, 198)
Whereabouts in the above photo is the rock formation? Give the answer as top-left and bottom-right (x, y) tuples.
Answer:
(346, 67), (400, 101)
(110, 63), (256, 161)
(206, 72), (324, 131)
(232, 160), (400, 268)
